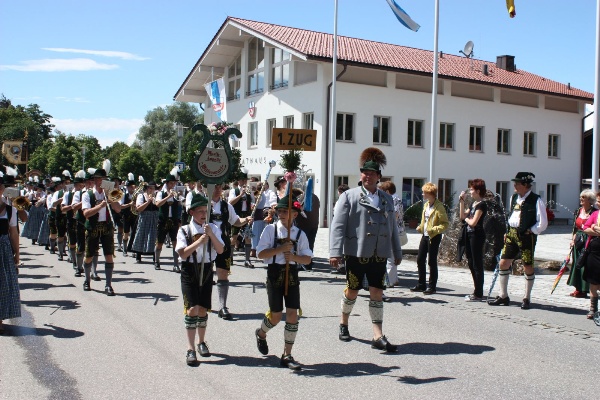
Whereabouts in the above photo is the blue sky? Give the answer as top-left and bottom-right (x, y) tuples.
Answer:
(0, 0), (596, 148)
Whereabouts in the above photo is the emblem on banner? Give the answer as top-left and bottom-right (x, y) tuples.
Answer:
(248, 101), (256, 118)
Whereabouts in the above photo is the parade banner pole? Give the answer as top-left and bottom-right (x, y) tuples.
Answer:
(284, 181), (293, 296)
(198, 183), (215, 286)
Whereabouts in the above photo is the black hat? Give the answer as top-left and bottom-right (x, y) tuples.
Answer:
(146, 180), (157, 188)
(189, 193), (208, 210)
(276, 195), (302, 211)
(274, 176), (287, 188)
(511, 172), (535, 184)
(165, 166), (179, 183)
(35, 183), (45, 191)
(92, 169), (107, 178)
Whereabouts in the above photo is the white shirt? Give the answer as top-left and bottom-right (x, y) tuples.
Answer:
(210, 199), (239, 230)
(256, 221), (313, 265)
(45, 195), (53, 209)
(185, 189), (206, 211)
(155, 190), (175, 217)
(50, 190), (63, 210)
(136, 193), (153, 207)
(0, 205), (17, 227)
(81, 189), (108, 222)
(228, 188), (253, 212)
(61, 189), (76, 206)
(175, 220), (224, 263)
(507, 190), (549, 235)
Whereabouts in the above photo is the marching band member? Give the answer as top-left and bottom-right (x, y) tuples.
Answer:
(38, 184), (54, 250)
(110, 176), (125, 253)
(21, 179), (46, 245)
(228, 170), (255, 267)
(176, 193), (224, 366)
(132, 181), (159, 264)
(120, 173), (138, 257)
(154, 167), (181, 272)
(61, 170), (86, 274)
(254, 194), (312, 370)
(250, 182), (277, 258)
(53, 170), (71, 261)
(47, 176), (64, 255)
(81, 161), (121, 295)
(209, 183), (252, 320)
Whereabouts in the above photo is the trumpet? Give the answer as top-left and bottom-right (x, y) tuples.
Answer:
(12, 196), (31, 211)
(108, 188), (124, 202)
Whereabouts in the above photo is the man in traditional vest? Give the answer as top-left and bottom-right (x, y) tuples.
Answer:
(49, 174), (67, 258)
(210, 183), (253, 320)
(61, 170), (85, 274)
(228, 171), (255, 267)
(154, 167), (182, 272)
(489, 172), (548, 309)
(120, 173), (138, 257)
(81, 164), (121, 295)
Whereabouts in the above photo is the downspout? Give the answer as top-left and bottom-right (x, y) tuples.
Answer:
(324, 62), (347, 227)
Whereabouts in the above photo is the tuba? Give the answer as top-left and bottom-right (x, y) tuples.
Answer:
(108, 188), (124, 202)
(129, 182), (146, 216)
(12, 196), (32, 211)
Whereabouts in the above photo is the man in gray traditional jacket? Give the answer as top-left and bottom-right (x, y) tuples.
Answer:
(329, 147), (402, 352)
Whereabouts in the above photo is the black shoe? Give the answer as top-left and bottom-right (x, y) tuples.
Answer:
(339, 324), (351, 341)
(83, 281), (91, 291)
(105, 286), (115, 296)
(123, 251), (128, 257)
(117, 246), (123, 252)
(280, 354), (302, 371)
(410, 284), (426, 292)
(186, 350), (197, 366)
(218, 307), (233, 320)
(197, 342), (210, 357)
(92, 274), (102, 282)
(423, 287), (436, 295)
(521, 298), (531, 310)
(173, 265), (181, 273)
(135, 256), (142, 264)
(74, 270), (82, 277)
(488, 296), (510, 306)
(58, 254), (63, 261)
(255, 328), (269, 355)
(244, 261), (254, 269)
(155, 263), (161, 270)
(382, 294), (391, 302)
(371, 335), (398, 352)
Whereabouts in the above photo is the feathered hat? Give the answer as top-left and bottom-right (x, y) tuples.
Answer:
(359, 147), (386, 174)
(165, 166), (179, 183)
(238, 167), (248, 180)
(4, 166), (18, 185)
(62, 169), (72, 181)
(86, 168), (96, 180)
(74, 170), (86, 183)
(91, 160), (110, 178)
(126, 172), (136, 186)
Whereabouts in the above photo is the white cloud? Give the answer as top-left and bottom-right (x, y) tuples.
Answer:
(55, 96), (90, 103)
(42, 48), (150, 61)
(0, 58), (118, 72)
(52, 117), (143, 132)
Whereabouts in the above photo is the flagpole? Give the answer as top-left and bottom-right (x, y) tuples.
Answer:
(592, 0), (600, 192)
(428, 0), (440, 183)
(327, 0), (339, 229)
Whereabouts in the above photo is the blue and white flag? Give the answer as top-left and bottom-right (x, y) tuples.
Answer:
(204, 78), (227, 121)
(386, 0), (420, 32)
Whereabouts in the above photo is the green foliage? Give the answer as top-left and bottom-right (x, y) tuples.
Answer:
(103, 141), (130, 178)
(154, 152), (178, 182)
(117, 148), (153, 182)
(280, 149), (302, 172)
(403, 201), (423, 222)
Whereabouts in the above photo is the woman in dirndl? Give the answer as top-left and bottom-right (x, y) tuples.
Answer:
(37, 186), (53, 248)
(21, 184), (46, 245)
(568, 189), (597, 298)
(132, 181), (159, 263)
(0, 176), (21, 333)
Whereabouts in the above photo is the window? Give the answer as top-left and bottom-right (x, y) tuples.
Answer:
(335, 176), (349, 187)
(496, 181), (509, 210)
(439, 123), (454, 150)
(230, 124), (241, 148)
(270, 48), (290, 90)
(523, 131), (536, 156)
(437, 179), (453, 205)
(302, 112), (314, 130)
(548, 134), (560, 158)
(372, 116), (390, 145)
(248, 122), (258, 148)
(402, 177), (425, 209)
(407, 120), (423, 147)
(227, 55), (242, 101)
(547, 184), (558, 210)
(284, 115), (294, 129)
(497, 128), (511, 154)
(469, 126), (483, 152)
(336, 112), (354, 142)
(266, 119), (276, 147)
(246, 38), (265, 96)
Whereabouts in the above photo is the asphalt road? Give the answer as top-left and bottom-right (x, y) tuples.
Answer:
(1, 229), (599, 400)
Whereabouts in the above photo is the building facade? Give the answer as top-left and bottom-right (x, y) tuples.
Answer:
(175, 17), (593, 226)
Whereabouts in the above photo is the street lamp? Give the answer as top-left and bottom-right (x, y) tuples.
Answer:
(82, 145), (86, 170)
(175, 124), (188, 162)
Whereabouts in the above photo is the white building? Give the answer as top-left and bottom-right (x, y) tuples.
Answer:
(175, 17), (593, 226)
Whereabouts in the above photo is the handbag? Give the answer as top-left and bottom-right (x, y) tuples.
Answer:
(576, 237), (596, 269)
(574, 233), (586, 252)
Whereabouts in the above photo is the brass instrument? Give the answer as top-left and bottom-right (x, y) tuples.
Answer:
(129, 182), (146, 216)
(108, 188), (124, 202)
(12, 196), (31, 211)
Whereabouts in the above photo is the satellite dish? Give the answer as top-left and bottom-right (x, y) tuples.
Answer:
(459, 41), (474, 58)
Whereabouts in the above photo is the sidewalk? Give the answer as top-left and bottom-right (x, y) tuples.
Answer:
(312, 224), (587, 311)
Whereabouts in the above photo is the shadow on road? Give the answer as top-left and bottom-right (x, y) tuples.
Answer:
(118, 292), (178, 303)
(19, 282), (76, 291)
(397, 375), (455, 385)
(21, 299), (81, 311)
(7, 323), (84, 339)
(397, 342), (495, 356)
(111, 277), (153, 284)
(18, 274), (57, 280)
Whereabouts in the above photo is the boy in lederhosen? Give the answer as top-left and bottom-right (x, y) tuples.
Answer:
(61, 170), (86, 275)
(175, 193), (224, 366)
(254, 195), (312, 371)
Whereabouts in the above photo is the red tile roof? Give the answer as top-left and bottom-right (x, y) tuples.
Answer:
(229, 17), (593, 101)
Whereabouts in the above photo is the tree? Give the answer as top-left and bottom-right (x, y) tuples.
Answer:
(117, 148), (153, 183)
(154, 152), (177, 183)
(103, 141), (130, 178)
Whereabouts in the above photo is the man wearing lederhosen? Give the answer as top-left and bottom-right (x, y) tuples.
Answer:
(61, 170), (86, 275)
(210, 183), (252, 320)
(488, 172), (548, 310)
(329, 147), (402, 352)
(81, 164), (121, 295)
(154, 167), (182, 272)
(120, 173), (138, 257)
(110, 176), (125, 253)
(229, 171), (255, 267)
